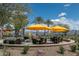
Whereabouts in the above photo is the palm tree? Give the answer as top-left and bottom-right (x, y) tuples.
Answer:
(32, 16), (44, 35)
(44, 19), (53, 27)
(44, 19), (52, 34)
(34, 16), (44, 24)
(44, 19), (53, 34)
(44, 19), (53, 42)
(57, 24), (70, 38)
(57, 24), (70, 29)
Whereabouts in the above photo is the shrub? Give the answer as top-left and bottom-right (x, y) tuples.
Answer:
(50, 37), (59, 43)
(4, 39), (15, 44)
(32, 39), (38, 44)
(0, 45), (3, 49)
(70, 45), (76, 52)
(9, 40), (15, 44)
(57, 46), (65, 54)
(3, 51), (11, 56)
(3, 46), (7, 56)
(21, 45), (30, 54)
(50, 37), (53, 42)
(58, 36), (63, 42)
(39, 38), (43, 44)
(76, 44), (79, 50)
(24, 36), (29, 40)
(3, 40), (9, 44)
(7, 52), (11, 56)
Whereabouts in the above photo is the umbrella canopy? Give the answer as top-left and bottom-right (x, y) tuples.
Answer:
(26, 24), (50, 30)
(3, 28), (15, 32)
(3, 29), (12, 32)
(50, 26), (69, 32)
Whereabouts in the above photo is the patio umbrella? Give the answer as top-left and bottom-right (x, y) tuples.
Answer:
(26, 24), (50, 36)
(50, 26), (68, 32)
(26, 24), (50, 43)
(26, 24), (50, 30)
(3, 28), (14, 32)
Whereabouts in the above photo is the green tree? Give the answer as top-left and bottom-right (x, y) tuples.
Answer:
(57, 24), (70, 37)
(4, 23), (14, 30)
(0, 3), (31, 38)
(44, 19), (53, 39)
(57, 24), (70, 29)
(11, 4), (31, 37)
(34, 17), (44, 24)
(11, 15), (29, 37)
(44, 19), (53, 27)
(0, 4), (14, 38)
(33, 16), (44, 35)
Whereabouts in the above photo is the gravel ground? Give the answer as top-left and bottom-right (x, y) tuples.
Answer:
(0, 44), (77, 56)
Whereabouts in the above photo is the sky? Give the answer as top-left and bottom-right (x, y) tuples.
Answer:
(27, 3), (79, 30)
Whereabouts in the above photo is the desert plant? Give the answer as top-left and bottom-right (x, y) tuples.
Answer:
(70, 45), (77, 52)
(4, 51), (11, 56)
(76, 51), (79, 56)
(21, 45), (30, 54)
(3, 46), (7, 56)
(32, 39), (38, 44)
(50, 37), (59, 43)
(7, 52), (11, 56)
(76, 44), (79, 50)
(57, 46), (65, 55)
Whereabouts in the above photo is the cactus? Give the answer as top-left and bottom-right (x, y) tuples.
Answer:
(21, 45), (30, 54)
(57, 46), (65, 55)
(70, 45), (76, 52)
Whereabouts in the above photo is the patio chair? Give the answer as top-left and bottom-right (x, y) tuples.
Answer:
(15, 39), (21, 44)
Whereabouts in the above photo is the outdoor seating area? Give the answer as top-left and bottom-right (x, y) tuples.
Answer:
(0, 3), (79, 56)
(2, 34), (71, 45)
(0, 24), (70, 45)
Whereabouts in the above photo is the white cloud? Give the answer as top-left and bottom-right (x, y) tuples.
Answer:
(60, 17), (66, 20)
(58, 12), (66, 17)
(64, 4), (71, 7)
(51, 19), (60, 22)
(51, 17), (79, 30)
(59, 19), (79, 30)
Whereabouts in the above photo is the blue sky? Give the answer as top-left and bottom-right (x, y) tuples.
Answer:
(28, 3), (79, 20)
(26, 3), (79, 30)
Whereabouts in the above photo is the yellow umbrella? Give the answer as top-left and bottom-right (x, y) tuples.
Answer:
(50, 26), (68, 32)
(26, 24), (50, 37)
(26, 24), (50, 30)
